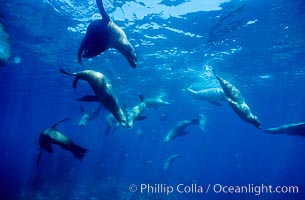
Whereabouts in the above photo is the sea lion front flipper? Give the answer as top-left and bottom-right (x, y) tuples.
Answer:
(59, 69), (79, 89)
(45, 143), (53, 153)
(60, 68), (75, 76)
(212, 68), (220, 80)
(80, 105), (85, 113)
(265, 128), (276, 133)
(73, 77), (80, 90)
(77, 41), (85, 63)
(179, 131), (189, 136)
(137, 115), (147, 121)
(51, 118), (70, 128)
(138, 95), (144, 102)
(224, 96), (236, 104)
(77, 95), (99, 102)
(36, 149), (42, 167)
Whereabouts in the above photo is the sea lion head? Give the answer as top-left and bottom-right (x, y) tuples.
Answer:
(250, 116), (261, 129)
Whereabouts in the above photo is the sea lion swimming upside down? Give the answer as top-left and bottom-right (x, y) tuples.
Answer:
(78, 0), (137, 68)
(213, 71), (261, 129)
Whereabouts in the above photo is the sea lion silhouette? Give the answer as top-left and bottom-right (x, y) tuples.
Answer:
(265, 122), (305, 137)
(36, 118), (88, 166)
(78, 0), (136, 68)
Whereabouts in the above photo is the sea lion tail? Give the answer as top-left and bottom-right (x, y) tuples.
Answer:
(71, 144), (88, 161)
(96, 0), (110, 22)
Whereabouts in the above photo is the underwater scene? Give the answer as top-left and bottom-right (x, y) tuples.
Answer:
(0, 0), (305, 199)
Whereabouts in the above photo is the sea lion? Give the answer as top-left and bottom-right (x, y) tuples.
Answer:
(60, 68), (127, 127)
(185, 87), (225, 106)
(105, 95), (148, 130)
(105, 113), (121, 135)
(78, 0), (136, 68)
(144, 95), (170, 110)
(36, 118), (88, 166)
(78, 104), (103, 126)
(163, 114), (206, 143)
(105, 94), (167, 131)
(213, 71), (261, 129)
(142, 160), (153, 165)
(163, 154), (182, 170)
(265, 122), (305, 137)
(125, 95), (148, 128)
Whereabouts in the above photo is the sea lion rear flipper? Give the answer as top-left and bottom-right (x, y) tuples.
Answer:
(105, 125), (120, 136)
(60, 69), (79, 89)
(96, 0), (110, 22)
(211, 68), (220, 79)
(208, 100), (223, 106)
(299, 122), (305, 127)
(77, 95), (99, 102)
(71, 144), (88, 161)
(197, 114), (207, 133)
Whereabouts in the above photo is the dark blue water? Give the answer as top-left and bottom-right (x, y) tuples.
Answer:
(1, 0), (305, 199)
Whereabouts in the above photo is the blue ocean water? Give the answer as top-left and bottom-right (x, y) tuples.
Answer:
(0, 0), (305, 199)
